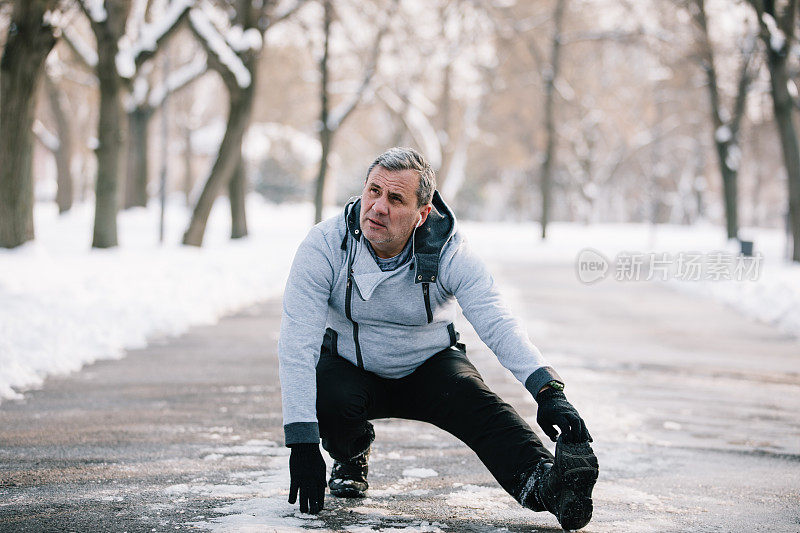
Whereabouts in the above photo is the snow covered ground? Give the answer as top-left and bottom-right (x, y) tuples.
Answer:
(0, 196), (310, 401)
(1, 196), (798, 403)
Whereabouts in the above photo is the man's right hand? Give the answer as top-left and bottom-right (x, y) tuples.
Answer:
(288, 443), (326, 514)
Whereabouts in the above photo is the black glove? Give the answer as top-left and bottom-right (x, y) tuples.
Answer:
(535, 387), (592, 443)
(288, 443), (326, 514)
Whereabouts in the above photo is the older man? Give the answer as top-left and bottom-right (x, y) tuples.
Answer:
(279, 147), (598, 530)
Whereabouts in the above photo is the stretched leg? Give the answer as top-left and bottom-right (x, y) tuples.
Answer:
(391, 346), (553, 498)
(316, 350), (389, 462)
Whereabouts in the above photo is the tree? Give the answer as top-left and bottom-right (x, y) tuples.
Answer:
(312, 0), (395, 224)
(183, 1), (305, 246)
(80, 0), (133, 248)
(749, 0), (800, 261)
(75, 0), (191, 247)
(124, 53), (207, 209)
(0, 0), (58, 248)
(691, 0), (757, 239)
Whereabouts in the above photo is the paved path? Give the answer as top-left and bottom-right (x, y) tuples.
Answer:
(1, 260), (798, 532)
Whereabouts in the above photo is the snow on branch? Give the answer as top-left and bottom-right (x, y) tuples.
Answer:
(226, 25), (263, 52)
(325, 2), (396, 131)
(188, 7), (251, 88)
(62, 25), (98, 68)
(761, 13), (786, 53)
(82, 0), (107, 23)
(377, 87), (441, 169)
(33, 120), (60, 152)
(148, 53), (208, 108)
(116, 0), (193, 78)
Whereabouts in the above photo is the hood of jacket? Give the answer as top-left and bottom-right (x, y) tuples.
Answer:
(343, 190), (456, 286)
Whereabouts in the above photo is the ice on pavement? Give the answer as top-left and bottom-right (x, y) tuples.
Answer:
(401, 468), (438, 478)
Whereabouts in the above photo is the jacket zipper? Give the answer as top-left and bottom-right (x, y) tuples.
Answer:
(422, 282), (433, 323)
(345, 272), (364, 369)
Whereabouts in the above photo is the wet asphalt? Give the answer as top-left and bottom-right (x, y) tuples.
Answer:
(1, 260), (798, 532)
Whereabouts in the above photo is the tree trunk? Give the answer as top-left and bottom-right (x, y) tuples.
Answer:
(540, 0), (566, 240)
(183, 85), (255, 246)
(313, 0), (332, 225)
(183, 124), (194, 205)
(44, 72), (74, 214)
(767, 52), (800, 261)
(90, 2), (132, 248)
(0, 0), (57, 248)
(92, 44), (125, 247)
(695, 0), (752, 239)
(229, 154), (248, 239)
(124, 107), (152, 209)
(314, 129), (332, 224)
(715, 144), (739, 239)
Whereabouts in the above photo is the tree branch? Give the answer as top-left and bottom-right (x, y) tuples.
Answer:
(326, 0), (398, 131)
(61, 24), (98, 69)
(187, 6), (251, 89)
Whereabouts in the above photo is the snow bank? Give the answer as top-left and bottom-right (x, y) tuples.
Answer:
(0, 196), (311, 402)
(461, 220), (800, 340)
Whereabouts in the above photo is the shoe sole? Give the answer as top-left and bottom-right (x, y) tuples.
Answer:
(554, 439), (599, 531)
(329, 478), (368, 498)
(329, 485), (367, 498)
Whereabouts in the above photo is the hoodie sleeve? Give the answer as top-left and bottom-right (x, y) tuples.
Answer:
(278, 225), (336, 446)
(439, 233), (562, 399)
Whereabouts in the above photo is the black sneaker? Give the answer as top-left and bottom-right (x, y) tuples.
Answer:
(328, 448), (370, 498)
(539, 436), (599, 530)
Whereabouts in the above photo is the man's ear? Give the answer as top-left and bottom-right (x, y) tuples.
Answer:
(418, 205), (433, 227)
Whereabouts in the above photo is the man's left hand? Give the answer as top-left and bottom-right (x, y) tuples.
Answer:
(535, 387), (592, 443)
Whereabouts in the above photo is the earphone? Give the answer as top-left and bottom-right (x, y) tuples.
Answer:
(416, 215), (423, 228)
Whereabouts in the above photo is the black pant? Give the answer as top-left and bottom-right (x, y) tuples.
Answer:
(316, 340), (554, 498)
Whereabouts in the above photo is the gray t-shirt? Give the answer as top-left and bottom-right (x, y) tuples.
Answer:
(365, 236), (413, 271)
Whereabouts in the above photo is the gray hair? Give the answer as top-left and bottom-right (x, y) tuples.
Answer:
(365, 147), (436, 207)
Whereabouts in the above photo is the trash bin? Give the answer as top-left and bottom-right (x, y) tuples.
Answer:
(739, 240), (754, 256)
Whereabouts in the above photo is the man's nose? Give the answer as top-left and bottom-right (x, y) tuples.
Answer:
(372, 196), (389, 215)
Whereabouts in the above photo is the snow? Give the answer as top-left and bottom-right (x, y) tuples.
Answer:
(460, 221), (800, 339)
(761, 13), (786, 53)
(188, 8), (252, 88)
(714, 124), (731, 143)
(83, 0), (107, 23)
(401, 468), (438, 478)
(116, 0), (193, 79)
(0, 196), (310, 402)
(63, 25), (99, 68)
(32, 120), (60, 152)
(227, 26), (263, 53)
(787, 79), (798, 99)
(148, 54), (208, 108)
(377, 87), (442, 170)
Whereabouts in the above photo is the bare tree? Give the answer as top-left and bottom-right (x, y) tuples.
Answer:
(124, 54), (207, 209)
(312, 0), (395, 224)
(692, 0), (757, 240)
(748, 0), (800, 261)
(75, 0), (191, 247)
(79, 0), (133, 248)
(44, 67), (75, 213)
(539, 0), (566, 239)
(183, 0), (305, 245)
(0, 0), (58, 248)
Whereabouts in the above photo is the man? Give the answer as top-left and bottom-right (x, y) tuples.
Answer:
(279, 147), (598, 530)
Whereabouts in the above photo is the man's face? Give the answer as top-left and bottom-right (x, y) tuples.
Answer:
(359, 166), (430, 259)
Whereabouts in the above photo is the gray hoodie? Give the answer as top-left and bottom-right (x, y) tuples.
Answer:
(279, 191), (561, 445)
